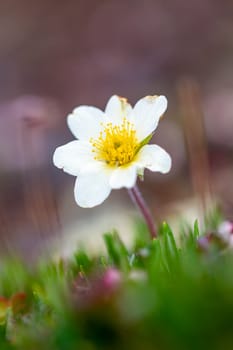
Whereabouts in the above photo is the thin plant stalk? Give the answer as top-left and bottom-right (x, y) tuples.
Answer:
(128, 184), (157, 239)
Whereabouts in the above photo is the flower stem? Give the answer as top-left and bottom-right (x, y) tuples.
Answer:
(128, 185), (157, 239)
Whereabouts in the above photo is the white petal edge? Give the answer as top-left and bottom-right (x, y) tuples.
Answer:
(74, 171), (111, 208)
(67, 106), (105, 140)
(105, 95), (132, 124)
(109, 165), (138, 189)
(136, 144), (171, 173)
(53, 140), (94, 176)
(131, 95), (168, 141)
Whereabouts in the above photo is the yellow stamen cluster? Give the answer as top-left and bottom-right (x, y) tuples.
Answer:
(90, 118), (139, 167)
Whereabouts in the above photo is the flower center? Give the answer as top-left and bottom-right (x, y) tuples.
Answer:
(90, 118), (139, 167)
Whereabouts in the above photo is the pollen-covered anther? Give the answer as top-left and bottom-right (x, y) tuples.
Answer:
(90, 118), (139, 167)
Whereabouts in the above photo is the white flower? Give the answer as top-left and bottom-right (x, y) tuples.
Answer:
(53, 95), (171, 208)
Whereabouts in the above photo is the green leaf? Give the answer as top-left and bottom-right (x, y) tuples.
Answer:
(136, 133), (153, 154)
(103, 231), (129, 272)
(193, 220), (200, 239)
(159, 222), (179, 271)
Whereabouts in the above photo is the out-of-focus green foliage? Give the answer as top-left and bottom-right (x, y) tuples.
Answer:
(0, 215), (232, 350)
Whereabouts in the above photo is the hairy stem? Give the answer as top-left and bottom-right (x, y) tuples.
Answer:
(128, 184), (157, 239)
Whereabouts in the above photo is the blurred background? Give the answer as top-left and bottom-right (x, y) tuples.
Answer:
(0, 0), (233, 260)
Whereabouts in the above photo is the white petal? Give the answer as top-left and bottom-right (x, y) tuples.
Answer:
(67, 106), (105, 140)
(53, 140), (94, 176)
(131, 95), (167, 141)
(74, 171), (111, 208)
(137, 144), (171, 173)
(110, 165), (137, 189)
(105, 95), (132, 124)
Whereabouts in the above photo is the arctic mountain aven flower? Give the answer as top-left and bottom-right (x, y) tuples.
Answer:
(53, 95), (171, 207)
